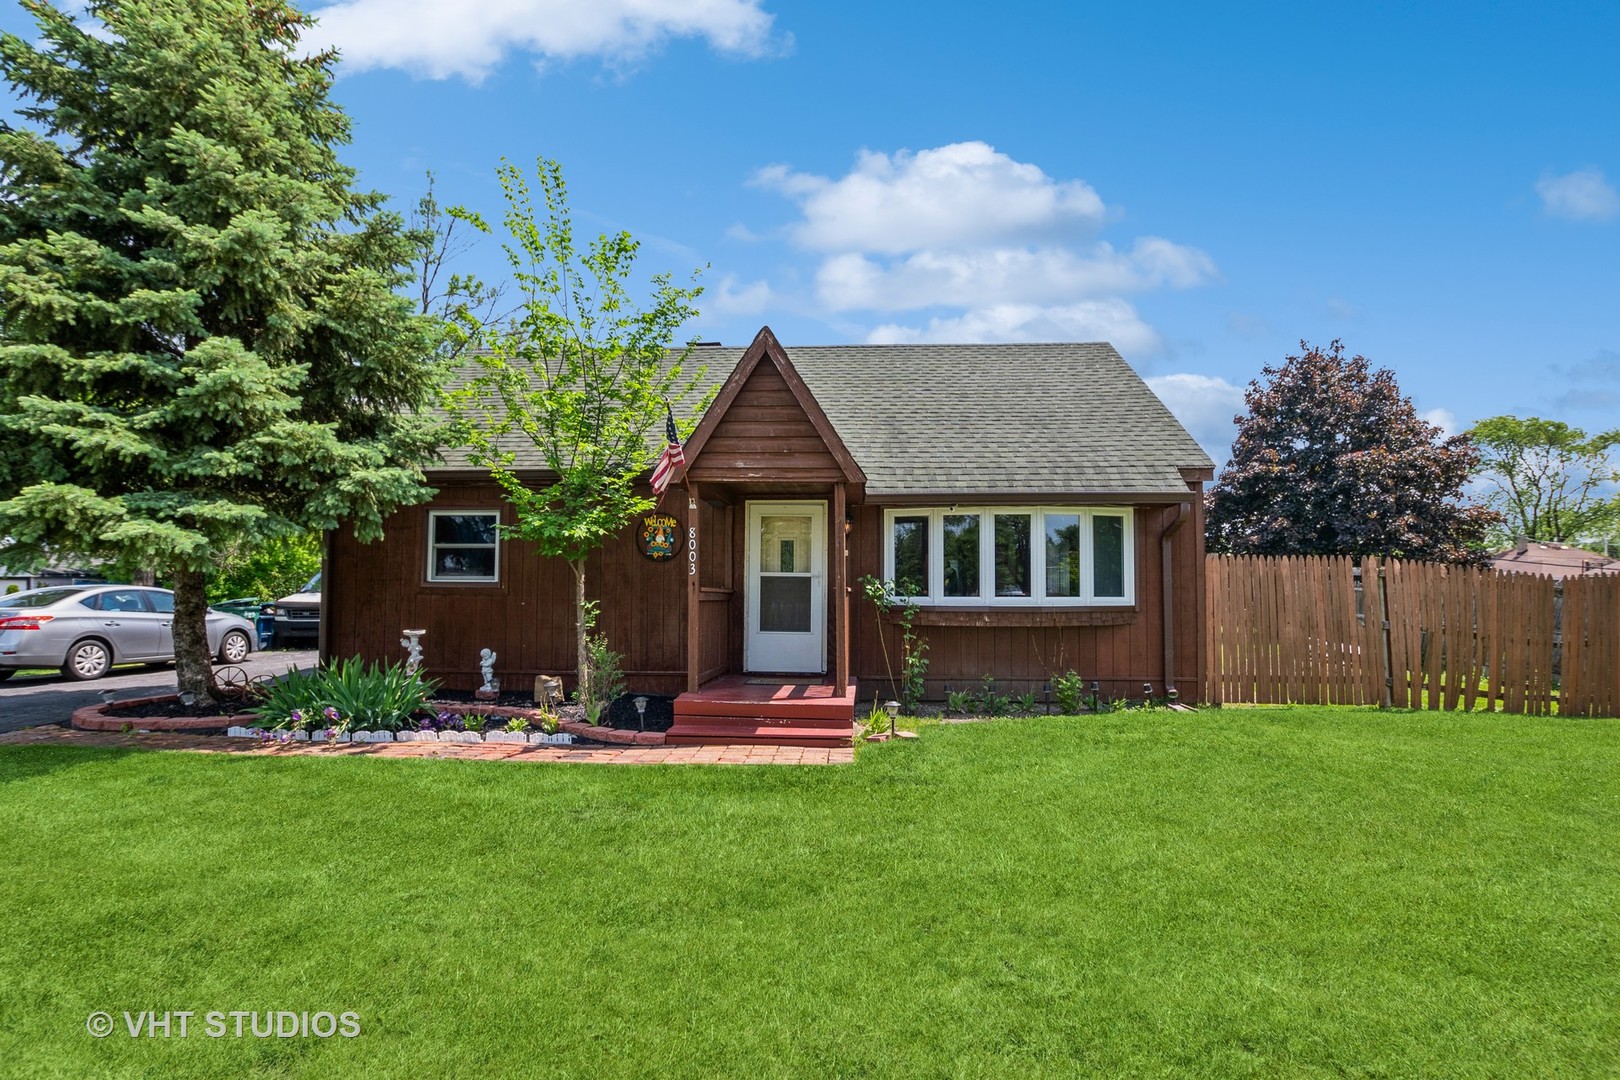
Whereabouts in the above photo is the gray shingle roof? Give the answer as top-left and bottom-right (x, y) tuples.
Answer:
(437, 341), (1213, 497)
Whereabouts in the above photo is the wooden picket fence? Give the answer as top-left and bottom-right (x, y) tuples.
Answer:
(1205, 554), (1620, 717)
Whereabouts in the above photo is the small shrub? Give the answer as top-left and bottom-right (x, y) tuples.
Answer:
(1012, 692), (1039, 716)
(582, 634), (625, 725)
(945, 689), (977, 716)
(976, 676), (1010, 718)
(535, 709), (560, 735)
(504, 716), (530, 733)
(1051, 670), (1086, 715)
(462, 712), (487, 732)
(859, 706), (892, 739)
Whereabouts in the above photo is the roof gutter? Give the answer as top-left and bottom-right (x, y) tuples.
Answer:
(1160, 502), (1191, 697)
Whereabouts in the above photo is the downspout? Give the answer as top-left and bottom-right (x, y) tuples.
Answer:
(1160, 502), (1190, 697)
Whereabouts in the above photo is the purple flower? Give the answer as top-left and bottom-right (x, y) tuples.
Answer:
(290, 709), (304, 724)
(322, 706), (340, 722)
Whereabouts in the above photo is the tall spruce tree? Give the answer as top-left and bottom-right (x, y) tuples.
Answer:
(1206, 341), (1497, 563)
(0, 0), (442, 698)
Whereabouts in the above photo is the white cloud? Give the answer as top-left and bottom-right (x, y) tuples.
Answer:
(1145, 373), (1247, 468)
(1419, 407), (1459, 439)
(1536, 168), (1620, 223)
(709, 274), (773, 316)
(868, 300), (1162, 353)
(752, 142), (1105, 254)
(305, 0), (784, 81)
(815, 239), (1215, 312)
(750, 141), (1216, 351)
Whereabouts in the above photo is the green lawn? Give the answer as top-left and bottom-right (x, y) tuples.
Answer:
(3, 710), (1618, 1078)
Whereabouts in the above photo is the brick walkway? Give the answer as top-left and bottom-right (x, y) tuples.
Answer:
(0, 725), (854, 765)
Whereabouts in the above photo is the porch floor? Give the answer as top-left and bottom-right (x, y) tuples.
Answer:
(669, 675), (856, 748)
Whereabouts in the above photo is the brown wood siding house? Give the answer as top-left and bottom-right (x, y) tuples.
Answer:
(324, 326), (1216, 708)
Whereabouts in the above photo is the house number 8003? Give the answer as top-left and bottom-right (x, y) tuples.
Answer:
(687, 527), (697, 575)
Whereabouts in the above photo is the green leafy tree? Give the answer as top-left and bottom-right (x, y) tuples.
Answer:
(0, 0), (443, 697)
(1469, 416), (1619, 547)
(1206, 341), (1497, 563)
(447, 158), (709, 698)
(207, 531), (323, 603)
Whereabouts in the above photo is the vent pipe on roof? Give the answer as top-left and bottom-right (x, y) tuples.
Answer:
(1515, 534), (1529, 555)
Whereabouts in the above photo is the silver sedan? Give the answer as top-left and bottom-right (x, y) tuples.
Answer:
(0, 585), (256, 681)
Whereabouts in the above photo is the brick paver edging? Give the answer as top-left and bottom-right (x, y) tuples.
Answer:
(0, 725), (852, 765)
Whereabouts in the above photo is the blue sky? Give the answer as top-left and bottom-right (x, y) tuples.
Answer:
(7, 1), (1619, 466)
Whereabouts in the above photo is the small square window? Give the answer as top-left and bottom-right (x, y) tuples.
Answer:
(428, 511), (501, 583)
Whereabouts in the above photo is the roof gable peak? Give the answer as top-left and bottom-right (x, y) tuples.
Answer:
(682, 326), (865, 484)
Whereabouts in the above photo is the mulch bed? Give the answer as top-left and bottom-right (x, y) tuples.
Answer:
(430, 690), (676, 733)
(432, 688), (546, 708)
(105, 698), (254, 720)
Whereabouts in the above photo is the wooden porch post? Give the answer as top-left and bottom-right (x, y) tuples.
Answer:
(832, 483), (849, 696)
(686, 481), (701, 693)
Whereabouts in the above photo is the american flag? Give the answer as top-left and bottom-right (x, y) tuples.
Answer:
(650, 406), (685, 498)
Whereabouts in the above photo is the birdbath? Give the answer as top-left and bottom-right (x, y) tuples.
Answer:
(399, 629), (426, 676)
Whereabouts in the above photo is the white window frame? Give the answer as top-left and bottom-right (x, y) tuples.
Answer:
(882, 506), (1135, 607)
(426, 510), (502, 583)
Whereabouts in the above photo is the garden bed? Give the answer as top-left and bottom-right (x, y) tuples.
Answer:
(73, 695), (666, 746)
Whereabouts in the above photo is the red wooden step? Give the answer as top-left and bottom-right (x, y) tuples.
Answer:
(673, 712), (851, 730)
(665, 722), (853, 748)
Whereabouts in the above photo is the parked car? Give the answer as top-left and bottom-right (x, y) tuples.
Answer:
(0, 585), (256, 681)
(263, 571), (320, 646)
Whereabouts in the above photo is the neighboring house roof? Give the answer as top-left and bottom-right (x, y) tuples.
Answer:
(436, 327), (1214, 498)
(1488, 542), (1619, 579)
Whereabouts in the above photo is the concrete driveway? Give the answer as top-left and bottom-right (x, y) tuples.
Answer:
(0, 648), (318, 733)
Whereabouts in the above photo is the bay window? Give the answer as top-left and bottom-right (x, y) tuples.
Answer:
(885, 507), (1134, 605)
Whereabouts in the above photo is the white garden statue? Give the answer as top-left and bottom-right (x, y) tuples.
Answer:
(478, 648), (498, 693)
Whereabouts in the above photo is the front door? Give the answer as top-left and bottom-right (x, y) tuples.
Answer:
(745, 501), (826, 674)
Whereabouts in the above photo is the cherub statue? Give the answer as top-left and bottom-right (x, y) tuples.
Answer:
(479, 648), (498, 692)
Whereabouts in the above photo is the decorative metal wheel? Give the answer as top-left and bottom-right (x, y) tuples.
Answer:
(210, 665), (251, 701)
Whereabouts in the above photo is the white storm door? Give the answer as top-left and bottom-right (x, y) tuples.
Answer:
(745, 501), (826, 674)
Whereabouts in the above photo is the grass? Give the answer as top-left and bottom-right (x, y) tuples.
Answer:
(2, 709), (1618, 1078)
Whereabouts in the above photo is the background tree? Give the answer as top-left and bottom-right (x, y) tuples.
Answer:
(408, 171), (511, 357)
(0, 0), (443, 697)
(1469, 415), (1619, 547)
(448, 157), (709, 701)
(1206, 340), (1497, 562)
(206, 532), (323, 604)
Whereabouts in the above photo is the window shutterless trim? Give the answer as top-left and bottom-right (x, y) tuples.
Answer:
(426, 509), (502, 584)
(882, 506), (1134, 607)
